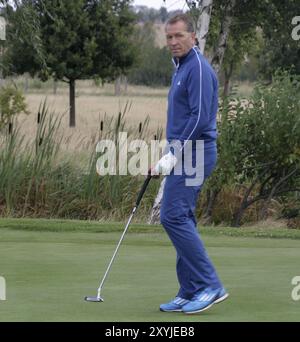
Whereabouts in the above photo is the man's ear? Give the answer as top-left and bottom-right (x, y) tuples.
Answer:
(191, 32), (196, 43)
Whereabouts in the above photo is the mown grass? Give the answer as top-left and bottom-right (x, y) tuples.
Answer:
(0, 218), (300, 322)
(1, 218), (300, 239)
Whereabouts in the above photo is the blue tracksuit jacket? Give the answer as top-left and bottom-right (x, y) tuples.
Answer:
(167, 46), (218, 148)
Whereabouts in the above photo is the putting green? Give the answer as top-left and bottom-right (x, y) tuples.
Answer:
(0, 219), (300, 322)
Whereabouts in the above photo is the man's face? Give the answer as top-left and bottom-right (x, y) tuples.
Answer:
(165, 20), (195, 58)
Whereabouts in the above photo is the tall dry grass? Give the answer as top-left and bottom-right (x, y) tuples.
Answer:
(12, 78), (168, 155)
(0, 99), (163, 220)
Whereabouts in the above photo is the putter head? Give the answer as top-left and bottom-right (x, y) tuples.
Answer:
(84, 296), (104, 303)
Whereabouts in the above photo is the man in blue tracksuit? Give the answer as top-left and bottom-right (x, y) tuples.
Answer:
(152, 14), (228, 314)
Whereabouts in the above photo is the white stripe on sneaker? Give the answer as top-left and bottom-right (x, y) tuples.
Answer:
(174, 297), (184, 304)
(175, 298), (188, 305)
(199, 294), (209, 301)
(199, 293), (215, 302)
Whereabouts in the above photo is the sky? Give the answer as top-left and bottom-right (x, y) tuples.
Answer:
(133, 0), (187, 11)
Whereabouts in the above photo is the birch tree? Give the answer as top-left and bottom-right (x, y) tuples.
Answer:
(187, 0), (213, 54)
(210, 0), (236, 74)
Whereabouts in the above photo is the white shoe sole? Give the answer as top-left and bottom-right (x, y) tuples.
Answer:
(184, 293), (229, 315)
(214, 292), (229, 304)
(160, 308), (183, 312)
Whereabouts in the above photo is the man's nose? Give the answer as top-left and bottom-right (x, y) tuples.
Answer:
(168, 37), (178, 46)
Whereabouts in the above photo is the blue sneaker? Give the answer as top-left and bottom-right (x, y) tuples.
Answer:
(214, 287), (229, 304)
(182, 287), (229, 314)
(160, 297), (190, 312)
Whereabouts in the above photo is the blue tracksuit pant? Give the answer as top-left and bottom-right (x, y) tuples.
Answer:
(160, 145), (222, 299)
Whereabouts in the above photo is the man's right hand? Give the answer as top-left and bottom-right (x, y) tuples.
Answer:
(155, 151), (178, 175)
(149, 151), (178, 178)
(149, 167), (160, 179)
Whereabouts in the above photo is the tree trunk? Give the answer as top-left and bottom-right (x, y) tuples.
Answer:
(115, 76), (121, 96)
(53, 79), (57, 95)
(0, 46), (4, 88)
(210, 0), (236, 75)
(231, 202), (247, 227)
(202, 188), (220, 224)
(123, 75), (128, 95)
(194, 0), (213, 54)
(232, 169), (269, 226)
(223, 60), (234, 97)
(259, 168), (298, 220)
(69, 79), (76, 127)
(24, 73), (29, 93)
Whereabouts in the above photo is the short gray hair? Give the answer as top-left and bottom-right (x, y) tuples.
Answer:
(166, 14), (195, 33)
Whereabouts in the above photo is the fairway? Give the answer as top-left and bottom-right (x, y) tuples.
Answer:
(0, 219), (300, 322)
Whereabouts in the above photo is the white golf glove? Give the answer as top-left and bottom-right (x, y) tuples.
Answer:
(154, 151), (178, 175)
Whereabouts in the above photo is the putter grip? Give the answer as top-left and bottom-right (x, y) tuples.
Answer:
(135, 174), (152, 208)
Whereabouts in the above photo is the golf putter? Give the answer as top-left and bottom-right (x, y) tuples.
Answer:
(85, 173), (152, 302)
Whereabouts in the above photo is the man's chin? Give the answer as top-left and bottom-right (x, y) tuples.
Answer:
(172, 52), (183, 58)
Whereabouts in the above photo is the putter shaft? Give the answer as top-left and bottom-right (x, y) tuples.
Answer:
(85, 174), (152, 302)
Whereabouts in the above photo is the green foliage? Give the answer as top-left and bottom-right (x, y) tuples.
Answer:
(128, 46), (172, 86)
(3, 0), (137, 125)
(0, 85), (28, 130)
(206, 0), (265, 86)
(2, 1), (48, 78)
(128, 23), (173, 86)
(258, 0), (300, 77)
(236, 71), (300, 174)
(40, 0), (135, 81)
(205, 0), (299, 83)
(218, 70), (299, 180)
(238, 30), (264, 82)
(205, 71), (300, 225)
